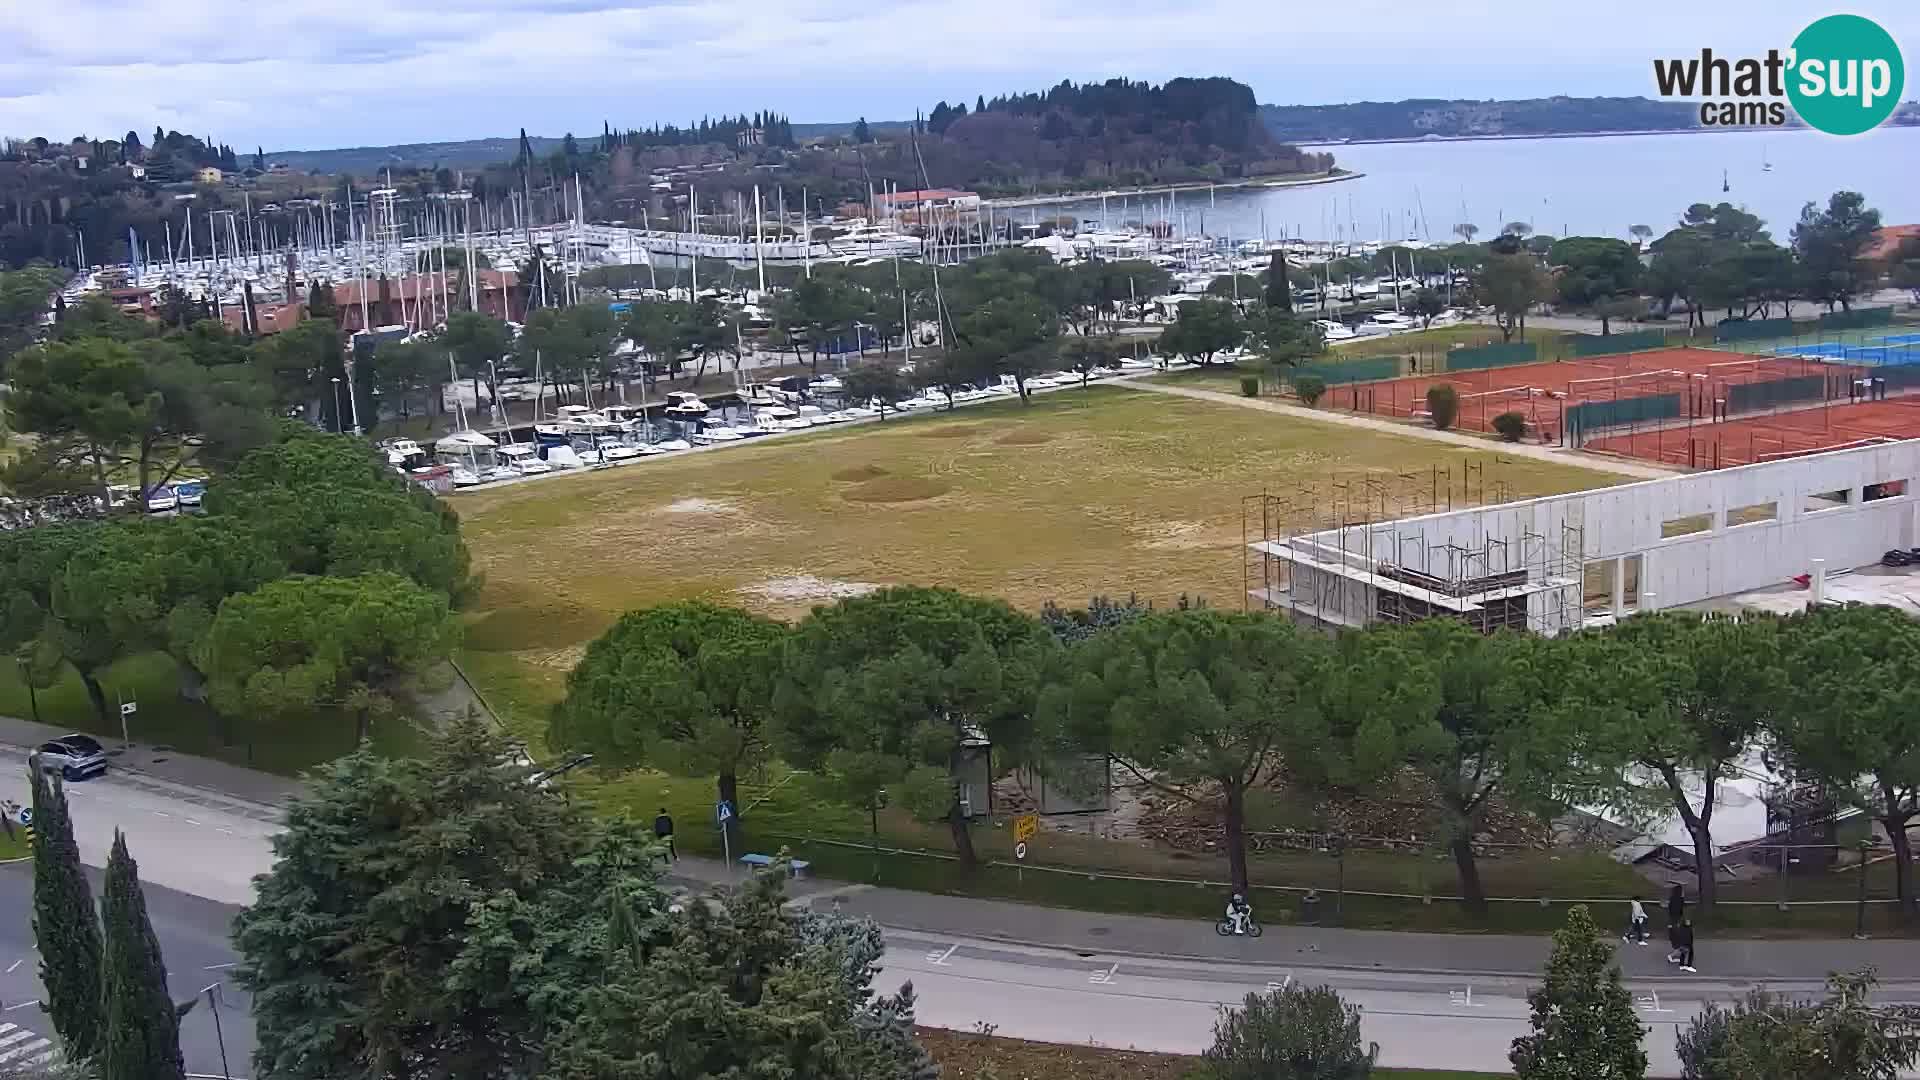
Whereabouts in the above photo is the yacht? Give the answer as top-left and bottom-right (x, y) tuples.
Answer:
(795, 404), (831, 425)
(808, 374), (845, 393)
(649, 437), (693, 452)
(752, 404), (808, 432)
(448, 465), (483, 488)
(664, 391), (710, 418)
(381, 438), (426, 471)
(498, 444), (551, 475)
(557, 405), (618, 435)
(1313, 319), (1358, 342)
(1369, 312), (1417, 331)
(691, 423), (746, 444)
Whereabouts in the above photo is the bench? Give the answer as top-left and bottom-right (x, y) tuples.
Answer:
(738, 853), (810, 877)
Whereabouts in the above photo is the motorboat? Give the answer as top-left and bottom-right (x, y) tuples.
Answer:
(795, 404), (830, 425)
(594, 436), (645, 461)
(381, 438), (426, 470)
(1369, 312), (1417, 331)
(739, 383), (783, 407)
(808, 374), (845, 393)
(1313, 319), (1357, 342)
(664, 391), (710, 418)
(691, 424), (746, 444)
(544, 446), (584, 470)
(448, 465), (483, 488)
(481, 464), (519, 484)
(600, 404), (648, 432)
(752, 404), (809, 432)
(557, 405), (618, 435)
(144, 486), (180, 513)
(839, 404), (879, 419)
(649, 437), (693, 452)
(173, 480), (206, 507)
(497, 445), (551, 475)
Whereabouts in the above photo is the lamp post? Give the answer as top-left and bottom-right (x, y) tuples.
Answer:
(14, 656), (38, 724)
(330, 376), (345, 433)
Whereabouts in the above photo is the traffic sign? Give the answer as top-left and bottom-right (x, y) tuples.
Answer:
(15, 807), (31, 826)
(1014, 842), (1028, 861)
(1012, 814), (1039, 844)
(716, 800), (735, 825)
(119, 702), (137, 717)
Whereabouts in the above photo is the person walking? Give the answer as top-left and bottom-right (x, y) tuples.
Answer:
(1623, 896), (1649, 945)
(1666, 883), (1686, 928)
(1669, 917), (1696, 972)
(653, 807), (676, 862)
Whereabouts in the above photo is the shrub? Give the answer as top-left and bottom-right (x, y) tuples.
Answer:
(1492, 410), (1527, 441)
(1293, 375), (1327, 406)
(1426, 384), (1459, 430)
(1200, 983), (1376, 1080)
(1239, 375), (1260, 398)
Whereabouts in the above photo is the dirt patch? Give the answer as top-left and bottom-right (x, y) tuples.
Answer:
(736, 576), (882, 603)
(996, 429), (1055, 446)
(662, 497), (736, 514)
(831, 464), (891, 483)
(1133, 519), (1239, 552)
(921, 425), (981, 439)
(843, 475), (952, 503)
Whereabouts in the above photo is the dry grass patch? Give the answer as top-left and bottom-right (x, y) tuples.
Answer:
(843, 475), (952, 503)
(996, 429), (1054, 446)
(831, 464), (890, 482)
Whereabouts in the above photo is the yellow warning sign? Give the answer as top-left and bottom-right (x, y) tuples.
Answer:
(1012, 814), (1039, 844)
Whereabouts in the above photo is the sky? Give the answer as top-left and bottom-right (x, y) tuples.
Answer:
(1, 0), (1914, 152)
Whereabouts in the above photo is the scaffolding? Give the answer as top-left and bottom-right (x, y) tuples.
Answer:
(1242, 459), (1587, 636)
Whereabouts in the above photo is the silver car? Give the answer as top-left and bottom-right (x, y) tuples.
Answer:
(34, 735), (108, 780)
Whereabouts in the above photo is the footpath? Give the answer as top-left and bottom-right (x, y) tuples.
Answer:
(8, 716), (1917, 984)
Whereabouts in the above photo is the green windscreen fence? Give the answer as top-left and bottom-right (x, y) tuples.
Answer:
(1714, 318), (1794, 343)
(1566, 392), (1682, 443)
(1568, 330), (1667, 358)
(1876, 365), (1920, 392)
(1291, 356), (1404, 386)
(1446, 341), (1538, 371)
(1818, 308), (1894, 332)
(1726, 374), (1827, 414)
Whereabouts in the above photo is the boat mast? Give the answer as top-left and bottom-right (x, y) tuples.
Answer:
(753, 184), (767, 296)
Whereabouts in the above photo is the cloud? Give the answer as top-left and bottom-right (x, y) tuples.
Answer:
(0, 0), (1911, 149)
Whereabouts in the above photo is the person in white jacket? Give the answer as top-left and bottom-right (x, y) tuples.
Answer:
(1225, 893), (1253, 935)
(1623, 896), (1649, 944)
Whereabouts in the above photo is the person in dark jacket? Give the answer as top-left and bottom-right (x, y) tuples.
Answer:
(653, 807), (676, 862)
(1667, 918), (1696, 972)
(1666, 884), (1685, 930)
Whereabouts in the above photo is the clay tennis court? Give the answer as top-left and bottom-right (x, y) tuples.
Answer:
(1322, 346), (1839, 441)
(1586, 397), (1920, 468)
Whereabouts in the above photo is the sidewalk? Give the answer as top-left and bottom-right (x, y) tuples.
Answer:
(668, 854), (1920, 983)
(0, 714), (303, 808)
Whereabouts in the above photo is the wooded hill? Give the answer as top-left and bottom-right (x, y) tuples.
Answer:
(1259, 95), (1705, 142)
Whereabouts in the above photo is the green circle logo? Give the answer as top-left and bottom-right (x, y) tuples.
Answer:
(1787, 14), (1905, 135)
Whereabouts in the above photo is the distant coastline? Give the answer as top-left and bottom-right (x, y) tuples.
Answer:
(983, 168), (1363, 210)
(1285, 124), (1876, 149)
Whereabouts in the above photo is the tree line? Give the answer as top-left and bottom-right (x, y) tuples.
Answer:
(551, 588), (1920, 921)
(0, 427), (470, 743)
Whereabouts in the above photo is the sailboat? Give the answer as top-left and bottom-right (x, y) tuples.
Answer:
(1762, 146), (1773, 173)
(1722, 169), (1731, 193)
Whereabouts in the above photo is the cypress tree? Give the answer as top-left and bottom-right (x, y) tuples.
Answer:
(29, 764), (103, 1061)
(100, 832), (185, 1080)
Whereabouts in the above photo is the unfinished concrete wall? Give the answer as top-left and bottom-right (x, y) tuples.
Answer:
(1255, 441), (1920, 635)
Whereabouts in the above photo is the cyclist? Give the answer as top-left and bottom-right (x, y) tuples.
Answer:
(1225, 892), (1253, 935)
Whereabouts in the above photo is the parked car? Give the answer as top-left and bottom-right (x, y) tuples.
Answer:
(34, 734), (109, 780)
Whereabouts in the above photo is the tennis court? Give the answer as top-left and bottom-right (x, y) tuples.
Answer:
(1776, 338), (1920, 367)
(1321, 346), (1832, 440)
(1587, 397), (1920, 468)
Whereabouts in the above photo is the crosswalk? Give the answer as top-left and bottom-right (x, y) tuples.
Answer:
(0, 1020), (55, 1069)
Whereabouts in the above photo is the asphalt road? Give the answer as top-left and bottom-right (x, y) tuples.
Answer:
(0, 863), (253, 1078)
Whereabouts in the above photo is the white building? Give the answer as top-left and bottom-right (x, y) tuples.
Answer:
(1252, 439), (1920, 635)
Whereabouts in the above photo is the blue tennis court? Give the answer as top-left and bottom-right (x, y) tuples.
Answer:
(1879, 333), (1920, 346)
(1778, 341), (1920, 367)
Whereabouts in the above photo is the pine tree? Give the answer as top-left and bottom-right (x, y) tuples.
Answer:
(99, 832), (186, 1080)
(1510, 905), (1646, 1080)
(29, 766), (103, 1062)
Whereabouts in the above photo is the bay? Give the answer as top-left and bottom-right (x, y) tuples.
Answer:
(1038, 127), (1918, 244)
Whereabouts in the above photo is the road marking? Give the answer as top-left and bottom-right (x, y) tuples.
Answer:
(152, 811), (170, 818)
(217, 827), (233, 835)
(1636, 990), (1673, 1014)
(2, 1001), (39, 1012)
(3, 961), (19, 974)
(926, 945), (957, 966)
(185, 819), (202, 826)
(1266, 975), (1293, 992)
(1088, 963), (1118, 985)
(0, 1028), (33, 1048)
(203, 962), (236, 971)
(1449, 987), (1484, 1008)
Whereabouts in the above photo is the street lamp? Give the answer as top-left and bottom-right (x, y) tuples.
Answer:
(330, 376), (345, 433)
(14, 656), (38, 724)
